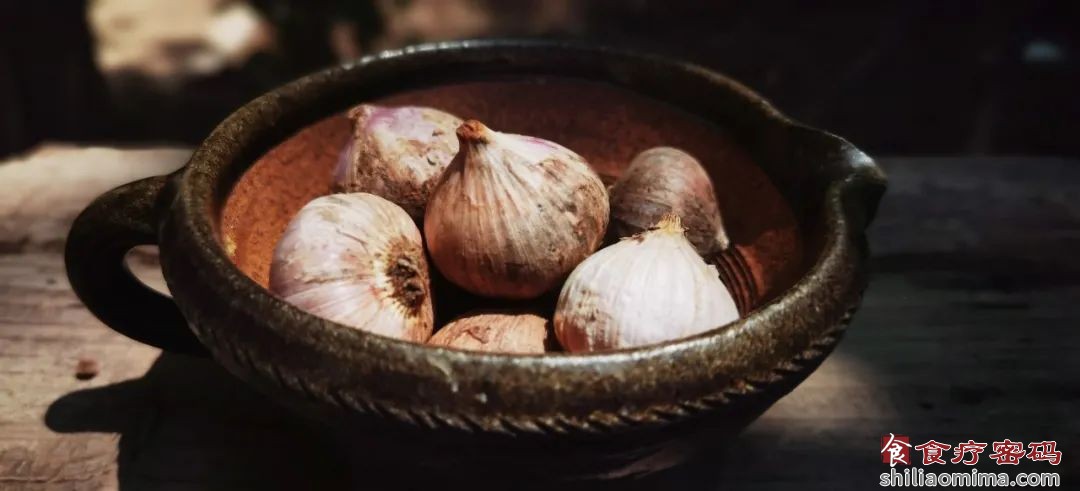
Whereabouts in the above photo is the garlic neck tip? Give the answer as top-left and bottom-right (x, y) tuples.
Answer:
(715, 228), (731, 250)
(347, 104), (378, 121)
(654, 213), (685, 235)
(457, 119), (492, 143)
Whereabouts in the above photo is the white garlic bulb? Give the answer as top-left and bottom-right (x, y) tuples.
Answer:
(332, 104), (462, 219)
(269, 193), (434, 342)
(610, 147), (730, 255)
(554, 214), (739, 352)
(429, 312), (549, 354)
(425, 120), (610, 299)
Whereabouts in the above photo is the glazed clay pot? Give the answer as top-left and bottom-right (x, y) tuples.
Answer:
(65, 40), (886, 482)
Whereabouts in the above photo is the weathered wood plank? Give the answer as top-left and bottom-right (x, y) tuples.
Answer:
(0, 152), (1076, 489)
(712, 158), (1080, 489)
(0, 146), (188, 490)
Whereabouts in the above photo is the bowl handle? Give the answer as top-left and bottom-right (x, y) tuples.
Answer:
(65, 175), (207, 356)
(788, 124), (888, 230)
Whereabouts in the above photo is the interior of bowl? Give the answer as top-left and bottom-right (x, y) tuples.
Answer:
(219, 77), (803, 332)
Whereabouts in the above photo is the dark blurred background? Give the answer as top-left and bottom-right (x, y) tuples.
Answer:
(1, 0), (1077, 159)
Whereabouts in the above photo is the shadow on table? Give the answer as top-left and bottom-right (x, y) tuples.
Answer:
(44, 353), (348, 489)
(44, 352), (783, 490)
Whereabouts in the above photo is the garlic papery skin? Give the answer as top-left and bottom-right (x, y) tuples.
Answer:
(269, 193), (434, 342)
(429, 312), (549, 354)
(554, 214), (739, 352)
(424, 120), (610, 299)
(610, 147), (730, 255)
(332, 104), (462, 219)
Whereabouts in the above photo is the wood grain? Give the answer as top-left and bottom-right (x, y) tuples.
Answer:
(1, 150), (1077, 489)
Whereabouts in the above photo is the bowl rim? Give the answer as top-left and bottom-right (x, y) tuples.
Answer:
(163, 39), (886, 429)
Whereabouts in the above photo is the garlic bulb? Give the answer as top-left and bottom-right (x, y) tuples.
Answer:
(269, 193), (434, 342)
(424, 120), (609, 299)
(554, 214), (739, 352)
(332, 104), (462, 219)
(429, 312), (549, 354)
(610, 147), (730, 255)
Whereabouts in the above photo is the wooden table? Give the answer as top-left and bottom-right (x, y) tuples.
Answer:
(1, 148), (1077, 489)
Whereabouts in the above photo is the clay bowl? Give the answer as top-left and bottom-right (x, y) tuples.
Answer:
(65, 40), (886, 482)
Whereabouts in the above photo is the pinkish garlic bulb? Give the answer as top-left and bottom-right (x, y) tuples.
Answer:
(425, 120), (610, 299)
(332, 104), (462, 219)
(554, 214), (739, 352)
(610, 147), (730, 255)
(428, 312), (549, 354)
(270, 193), (434, 342)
